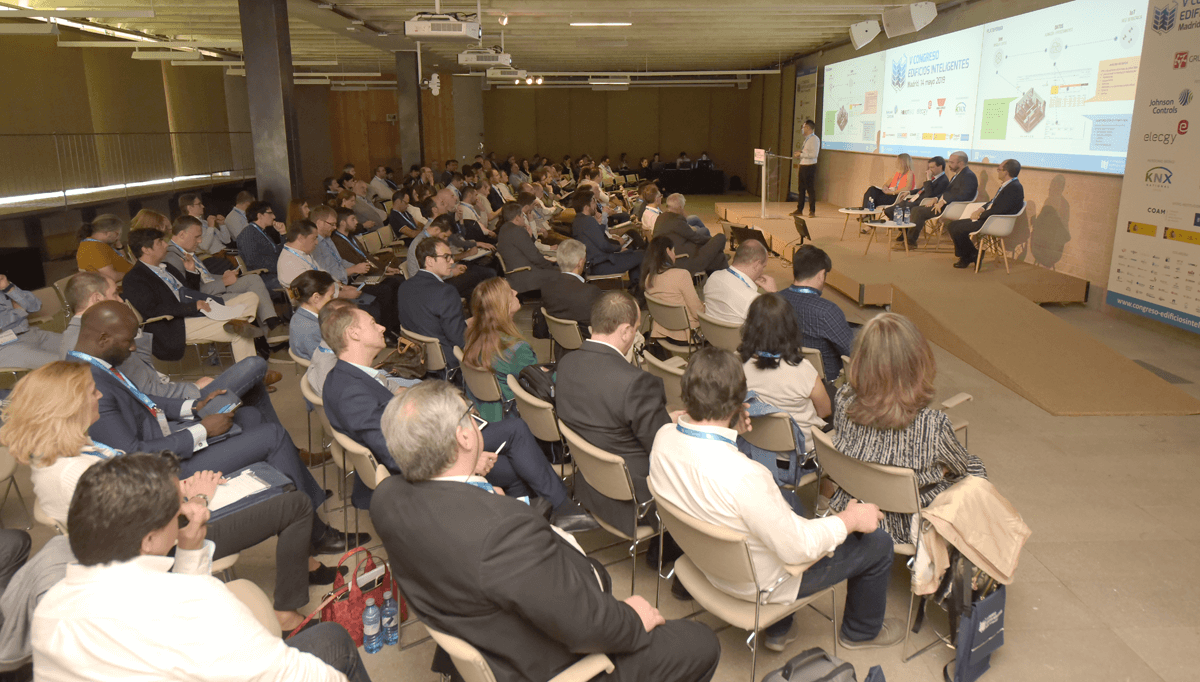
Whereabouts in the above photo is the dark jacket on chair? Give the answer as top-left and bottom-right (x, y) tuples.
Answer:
(541, 273), (603, 326)
(555, 341), (672, 536)
(572, 214), (622, 269)
(323, 359), (398, 472)
(396, 270), (465, 368)
(122, 261), (222, 361)
(496, 221), (557, 294)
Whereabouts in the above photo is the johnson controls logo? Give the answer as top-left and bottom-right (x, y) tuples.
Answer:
(1145, 166), (1173, 187)
(1181, 88), (1194, 106)
(1153, 2), (1177, 33)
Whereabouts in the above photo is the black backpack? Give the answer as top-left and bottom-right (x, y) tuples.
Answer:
(517, 363), (556, 405)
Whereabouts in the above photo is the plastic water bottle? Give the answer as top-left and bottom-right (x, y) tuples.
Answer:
(382, 591), (400, 646)
(363, 598), (383, 653)
(866, 196), (875, 211)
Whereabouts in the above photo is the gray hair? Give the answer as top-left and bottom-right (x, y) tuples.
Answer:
(556, 239), (587, 273)
(382, 380), (472, 482)
(950, 150), (968, 164)
(665, 193), (686, 212)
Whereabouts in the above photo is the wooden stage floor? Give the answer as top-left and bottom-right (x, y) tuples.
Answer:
(711, 200), (1200, 416)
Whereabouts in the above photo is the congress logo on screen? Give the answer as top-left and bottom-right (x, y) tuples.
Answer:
(1153, 2), (1178, 33)
(891, 55), (907, 92)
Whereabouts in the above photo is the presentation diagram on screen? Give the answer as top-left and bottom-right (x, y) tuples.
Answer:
(970, 0), (1146, 173)
(880, 26), (984, 157)
(821, 53), (885, 152)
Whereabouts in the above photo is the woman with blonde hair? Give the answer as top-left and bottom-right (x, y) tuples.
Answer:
(1, 361), (343, 633)
(860, 153), (916, 213)
(129, 208), (172, 234)
(462, 277), (538, 423)
(828, 312), (987, 543)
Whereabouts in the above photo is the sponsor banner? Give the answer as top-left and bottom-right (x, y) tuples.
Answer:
(1107, 1), (1200, 334)
(791, 67), (819, 194)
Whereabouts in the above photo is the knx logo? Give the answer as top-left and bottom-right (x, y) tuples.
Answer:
(891, 55), (907, 92)
(1144, 166), (1173, 187)
(1154, 2), (1178, 33)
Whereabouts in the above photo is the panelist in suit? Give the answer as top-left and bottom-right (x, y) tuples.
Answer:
(907, 151), (978, 246)
(372, 381), (720, 682)
(541, 239), (604, 340)
(495, 203), (558, 295)
(397, 237), (466, 369)
(122, 228), (262, 363)
(556, 292), (673, 537)
(235, 201), (288, 291)
(67, 301), (363, 555)
(947, 159), (1025, 269)
(883, 156), (948, 246)
(569, 189), (643, 285)
(651, 194), (728, 275)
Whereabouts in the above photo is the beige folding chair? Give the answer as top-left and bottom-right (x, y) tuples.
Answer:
(211, 553), (240, 581)
(650, 482), (837, 681)
(641, 353), (686, 412)
(288, 348), (321, 457)
(941, 393), (973, 447)
(800, 347), (826, 381)
(742, 413), (818, 489)
(226, 579), (282, 637)
(810, 429), (936, 662)
(25, 287), (66, 331)
(53, 274), (77, 317)
(558, 420), (660, 600)
(331, 428), (391, 491)
(493, 251), (529, 277)
(971, 202), (1027, 273)
(233, 254), (268, 277)
(644, 293), (698, 357)
(697, 310), (741, 353)
(425, 625), (614, 682)
(401, 326), (449, 379)
(926, 188), (978, 248)
(584, 271), (626, 291)
(505, 374), (573, 482)
(0, 446), (31, 529)
(299, 374), (354, 537)
(453, 347), (510, 415)
(542, 308), (584, 361)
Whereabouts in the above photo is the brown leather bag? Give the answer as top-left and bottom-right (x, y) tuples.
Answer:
(374, 337), (426, 379)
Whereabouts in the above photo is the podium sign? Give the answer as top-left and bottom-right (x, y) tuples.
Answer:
(754, 148), (767, 166)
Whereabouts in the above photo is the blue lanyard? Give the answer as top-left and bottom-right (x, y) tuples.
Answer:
(85, 440), (123, 460)
(146, 264), (184, 298)
(339, 232), (368, 259)
(465, 479), (496, 493)
(787, 286), (820, 296)
(69, 351), (162, 417)
(173, 245), (212, 279)
(726, 268), (754, 290)
(676, 424), (737, 447)
(316, 344), (335, 354)
(284, 246), (319, 271)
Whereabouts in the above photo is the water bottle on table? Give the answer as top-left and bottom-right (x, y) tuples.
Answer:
(363, 598), (383, 653)
(866, 196), (875, 211)
(382, 591), (400, 646)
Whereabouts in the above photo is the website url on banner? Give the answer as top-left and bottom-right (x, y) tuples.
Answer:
(1114, 298), (1200, 330)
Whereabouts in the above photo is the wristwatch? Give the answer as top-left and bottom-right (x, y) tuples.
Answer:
(187, 493), (210, 506)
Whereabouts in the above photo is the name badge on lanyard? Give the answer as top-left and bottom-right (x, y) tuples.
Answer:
(69, 351), (172, 437)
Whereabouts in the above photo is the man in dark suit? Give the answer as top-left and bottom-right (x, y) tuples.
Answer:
(947, 158), (1024, 268)
(556, 292), (673, 537)
(569, 189), (643, 285)
(885, 156), (948, 246)
(235, 201), (288, 290)
(122, 228), (262, 363)
(387, 190), (422, 240)
(651, 194), (728, 275)
(496, 203), (558, 295)
(68, 301), (363, 554)
(372, 381), (720, 682)
(541, 239), (604, 342)
(396, 237), (466, 369)
(908, 151), (978, 247)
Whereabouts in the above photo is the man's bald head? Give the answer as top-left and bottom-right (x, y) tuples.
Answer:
(76, 300), (139, 366)
(435, 188), (456, 214)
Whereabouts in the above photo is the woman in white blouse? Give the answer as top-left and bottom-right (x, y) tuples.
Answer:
(0, 361), (339, 634)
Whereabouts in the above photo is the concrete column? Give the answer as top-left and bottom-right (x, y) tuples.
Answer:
(237, 0), (302, 208)
(395, 51), (423, 171)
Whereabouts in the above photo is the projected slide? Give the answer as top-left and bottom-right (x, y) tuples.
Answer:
(821, 52), (885, 152)
(970, 0), (1147, 173)
(880, 26), (984, 157)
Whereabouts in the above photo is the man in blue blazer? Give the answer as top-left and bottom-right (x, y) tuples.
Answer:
(235, 201), (288, 291)
(568, 189), (643, 285)
(397, 237), (465, 369)
(947, 159), (1025, 268)
(68, 301), (365, 554)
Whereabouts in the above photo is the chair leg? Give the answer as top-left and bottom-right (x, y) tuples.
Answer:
(655, 523), (665, 608)
(973, 240), (985, 273)
(0, 476), (33, 530)
(1000, 238), (1010, 274)
(748, 601), (761, 682)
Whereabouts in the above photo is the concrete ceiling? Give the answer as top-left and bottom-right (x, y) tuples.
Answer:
(10, 0), (916, 78)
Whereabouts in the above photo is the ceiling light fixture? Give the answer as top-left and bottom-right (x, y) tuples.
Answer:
(0, 23), (59, 34)
(535, 76), (543, 85)
(0, 9), (155, 18)
(499, 14), (508, 26)
(525, 76), (533, 84)
(132, 51), (201, 60)
(569, 22), (632, 27)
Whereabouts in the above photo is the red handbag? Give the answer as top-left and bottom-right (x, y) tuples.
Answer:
(286, 546), (407, 646)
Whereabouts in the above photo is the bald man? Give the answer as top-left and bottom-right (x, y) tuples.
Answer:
(68, 301), (365, 556)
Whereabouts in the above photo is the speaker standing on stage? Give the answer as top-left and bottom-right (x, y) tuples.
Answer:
(791, 120), (820, 218)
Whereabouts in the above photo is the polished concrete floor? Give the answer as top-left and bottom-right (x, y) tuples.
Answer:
(5, 197), (1199, 681)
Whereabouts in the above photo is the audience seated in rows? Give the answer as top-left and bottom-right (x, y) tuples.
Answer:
(30, 452), (372, 681)
(0, 274), (62, 370)
(397, 237), (466, 369)
(223, 190), (256, 241)
(495, 202), (558, 295)
(540, 239), (603, 337)
(829, 312), (989, 543)
(649, 347), (902, 653)
(74, 215), (132, 284)
(702, 239), (776, 325)
(650, 193), (727, 275)
(406, 214), (492, 300)
(641, 237), (704, 345)
(235, 201), (288, 290)
(388, 189), (422, 238)
(311, 207), (403, 333)
(779, 245), (856, 381)
(287, 270), (338, 361)
(177, 193), (234, 272)
(372, 381), (720, 682)
(303, 298), (357, 397)
(461, 277), (542, 421)
(570, 189), (643, 284)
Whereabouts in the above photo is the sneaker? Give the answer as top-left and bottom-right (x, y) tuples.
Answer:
(763, 620), (798, 652)
(837, 617), (906, 649)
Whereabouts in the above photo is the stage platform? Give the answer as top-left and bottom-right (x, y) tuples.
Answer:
(711, 200), (1200, 416)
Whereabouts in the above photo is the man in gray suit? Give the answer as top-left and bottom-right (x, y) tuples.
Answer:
(495, 203), (558, 294)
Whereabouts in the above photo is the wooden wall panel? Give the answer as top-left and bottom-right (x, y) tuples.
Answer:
(422, 75), (455, 172)
(0, 30), (93, 135)
(659, 89), (711, 165)
(606, 89), (660, 162)
(759, 73), (782, 201)
(329, 90), (402, 178)
(746, 77), (765, 194)
(568, 89), (608, 157)
(776, 64), (796, 199)
(534, 90), (571, 160)
(483, 89), (537, 160)
(708, 89), (753, 188)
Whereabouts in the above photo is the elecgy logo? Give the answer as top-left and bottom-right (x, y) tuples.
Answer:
(1153, 1), (1178, 33)
(1145, 166), (1173, 187)
(1144, 130), (1178, 144)
(1181, 120), (1190, 134)
(891, 54), (907, 92)
(1182, 88), (1195, 106)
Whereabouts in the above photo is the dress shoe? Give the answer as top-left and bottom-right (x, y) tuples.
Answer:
(953, 258), (973, 269)
(312, 528), (372, 555)
(300, 449), (332, 467)
(550, 500), (600, 533)
(808, 211), (815, 218)
(263, 370), (283, 386)
(789, 209), (804, 216)
(224, 319), (266, 339)
(308, 563), (350, 585)
(670, 575), (693, 601)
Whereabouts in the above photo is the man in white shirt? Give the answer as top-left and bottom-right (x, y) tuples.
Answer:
(701, 239), (777, 325)
(649, 347), (900, 653)
(791, 119), (820, 218)
(640, 185), (663, 231)
(368, 165), (394, 206)
(223, 190), (255, 241)
(31, 451), (371, 682)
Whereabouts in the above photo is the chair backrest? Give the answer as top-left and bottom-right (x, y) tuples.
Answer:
(0, 446), (17, 481)
(641, 353), (685, 412)
(697, 311), (741, 353)
(558, 420), (635, 502)
(978, 201), (1027, 238)
(454, 347), (503, 402)
(649, 480), (758, 589)
(645, 293), (692, 333)
(810, 430), (920, 514)
(401, 326), (447, 372)
(800, 347), (826, 380)
(424, 626), (499, 682)
(288, 347), (312, 369)
(505, 374), (560, 442)
(360, 230), (384, 255)
(234, 254), (251, 275)
(52, 274), (76, 315)
(542, 307), (583, 351)
(298, 369), (324, 408)
(331, 428), (391, 490)
(225, 579), (283, 637)
(743, 412), (798, 454)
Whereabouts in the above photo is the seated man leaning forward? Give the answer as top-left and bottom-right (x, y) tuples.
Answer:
(649, 346), (903, 653)
(701, 239), (776, 325)
(372, 381), (721, 682)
